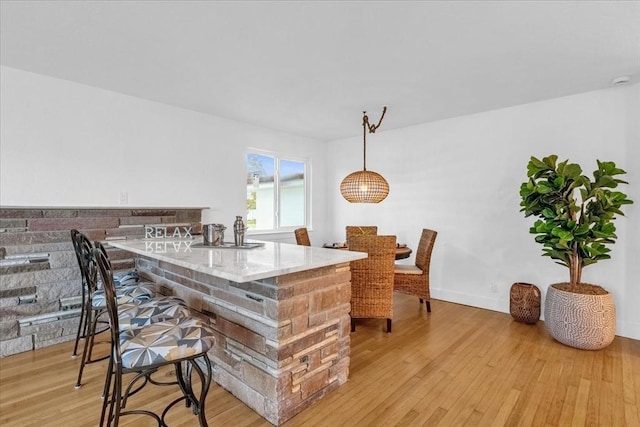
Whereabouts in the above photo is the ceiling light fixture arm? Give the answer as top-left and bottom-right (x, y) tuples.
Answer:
(361, 106), (387, 171)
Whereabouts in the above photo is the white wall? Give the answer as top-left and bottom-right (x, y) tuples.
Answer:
(327, 84), (640, 340)
(0, 66), (330, 244)
(2, 66), (638, 339)
(623, 84), (640, 339)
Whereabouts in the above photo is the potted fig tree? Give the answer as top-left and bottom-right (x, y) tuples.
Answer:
(519, 155), (633, 350)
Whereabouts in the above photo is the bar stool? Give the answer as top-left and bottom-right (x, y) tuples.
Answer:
(73, 234), (190, 389)
(93, 245), (215, 426)
(70, 229), (151, 359)
(72, 232), (155, 388)
(95, 242), (195, 406)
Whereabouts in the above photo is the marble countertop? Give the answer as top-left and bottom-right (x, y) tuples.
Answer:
(108, 238), (367, 283)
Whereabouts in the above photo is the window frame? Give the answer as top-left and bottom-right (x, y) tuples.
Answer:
(246, 149), (311, 235)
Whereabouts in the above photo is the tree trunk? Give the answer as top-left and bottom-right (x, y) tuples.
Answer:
(569, 252), (582, 291)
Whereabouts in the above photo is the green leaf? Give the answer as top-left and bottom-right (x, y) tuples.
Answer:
(574, 224), (590, 235)
(536, 182), (553, 194)
(527, 157), (548, 177)
(542, 208), (555, 219)
(541, 155), (558, 169)
(553, 176), (565, 188)
(583, 258), (599, 266)
(519, 182), (532, 197)
(596, 175), (617, 189)
(597, 160), (627, 176)
(557, 230), (574, 241)
(600, 223), (616, 235)
(579, 188), (589, 201)
(562, 163), (582, 180)
(593, 229), (617, 239)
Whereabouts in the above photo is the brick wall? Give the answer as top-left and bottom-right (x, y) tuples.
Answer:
(0, 207), (203, 357)
(138, 255), (352, 425)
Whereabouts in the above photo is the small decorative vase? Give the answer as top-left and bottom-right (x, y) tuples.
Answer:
(510, 282), (541, 324)
(544, 283), (616, 350)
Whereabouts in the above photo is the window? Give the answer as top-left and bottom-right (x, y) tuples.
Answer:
(246, 151), (308, 232)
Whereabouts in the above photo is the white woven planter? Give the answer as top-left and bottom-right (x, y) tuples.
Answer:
(544, 284), (616, 350)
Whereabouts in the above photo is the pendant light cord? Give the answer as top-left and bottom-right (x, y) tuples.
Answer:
(362, 106), (387, 171)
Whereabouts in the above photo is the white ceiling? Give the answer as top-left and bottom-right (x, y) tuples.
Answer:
(1, 1), (639, 141)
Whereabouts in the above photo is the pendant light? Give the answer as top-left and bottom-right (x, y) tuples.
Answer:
(340, 106), (389, 203)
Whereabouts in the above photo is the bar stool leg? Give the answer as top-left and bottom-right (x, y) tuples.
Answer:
(75, 305), (95, 389)
(71, 290), (87, 359)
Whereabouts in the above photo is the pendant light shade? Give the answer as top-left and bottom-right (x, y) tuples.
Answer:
(340, 106), (390, 203)
(340, 170), (389, 203)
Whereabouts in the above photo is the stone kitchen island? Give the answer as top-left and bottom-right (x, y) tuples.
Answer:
(108, 237), (366, 426)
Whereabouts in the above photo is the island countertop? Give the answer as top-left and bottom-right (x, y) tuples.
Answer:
(108, 237), (367, 283)
(109, 236), (366, 425)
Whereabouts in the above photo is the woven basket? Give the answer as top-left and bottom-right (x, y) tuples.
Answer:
(510, 283), (541, 324)
(544, 283), (615, 350)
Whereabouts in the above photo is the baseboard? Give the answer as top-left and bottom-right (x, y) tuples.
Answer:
(430, 288), (640, 342)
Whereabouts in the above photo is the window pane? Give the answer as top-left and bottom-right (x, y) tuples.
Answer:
(246, 154), (274, 230)
(279, 159), (305, 227)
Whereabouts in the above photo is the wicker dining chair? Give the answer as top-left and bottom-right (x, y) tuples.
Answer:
(345, 226), (378, 248)
(393, 228), (437, 312)
(349, 235), (396, 333)
(294, 227), (311, 246)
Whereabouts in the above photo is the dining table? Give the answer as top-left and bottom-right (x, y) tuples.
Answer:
(322, 242), (412, 260)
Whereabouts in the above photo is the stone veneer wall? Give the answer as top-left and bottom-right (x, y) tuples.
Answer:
(0, 207), (203, 357)
(138, 255), (352, 426)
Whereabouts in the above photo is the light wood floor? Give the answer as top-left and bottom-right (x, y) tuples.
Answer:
(1, 293), (639, 426)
